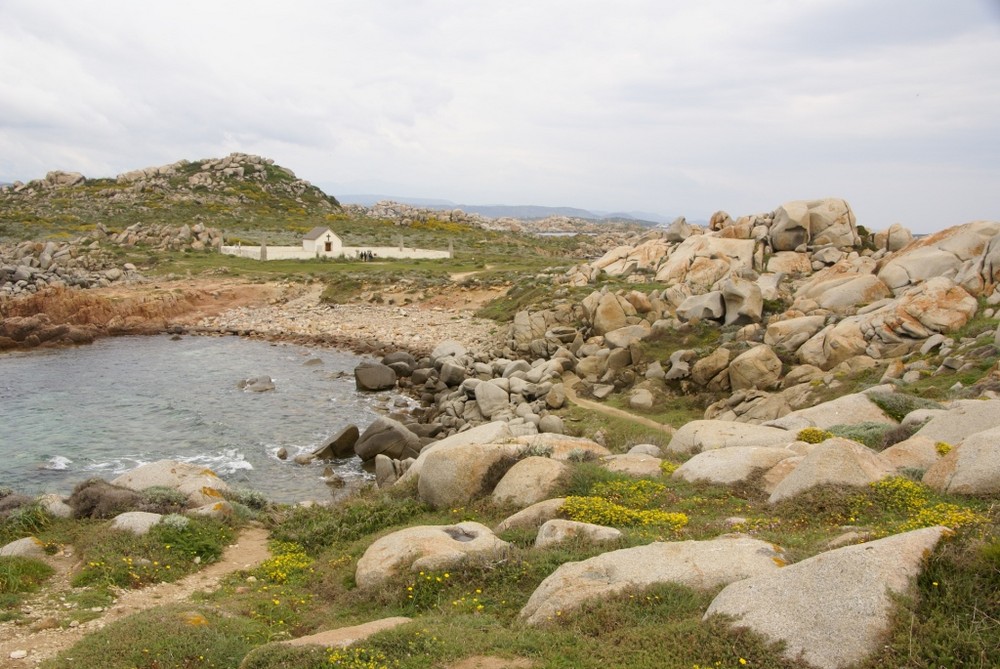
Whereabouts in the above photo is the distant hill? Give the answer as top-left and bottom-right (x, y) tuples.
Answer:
(337, 194), (670, 225)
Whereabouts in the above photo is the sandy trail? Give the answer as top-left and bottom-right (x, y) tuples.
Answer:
(561, 372), (675, 436)
(0, 527), (270, 668)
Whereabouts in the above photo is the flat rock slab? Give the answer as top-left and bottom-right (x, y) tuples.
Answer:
(706, 526), (949, 669)
(285, 616), (412, 648)
(110, 511), (163, 535)
(768, 438), (893, 504)
(923, 424), (1000, 495)
(600, 453), (663, 477)
(446, 657), (535, 669)
(766, 392), (896, 430)
(511, 434), (611, 460)
(534, 519), (622, 549)
(494, 498), (566, 534)
(914, 399), (1000, 444)
(0, 536), (46, 558)
(111, 459), (228, 506)
(673, 447), (797, 485)
(356, 522), (510, 588)
(520, 535), (785, 626)
(668, 420), (794, 455)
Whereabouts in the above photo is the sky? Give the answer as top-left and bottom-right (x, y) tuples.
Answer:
(1, 1), (999, 233)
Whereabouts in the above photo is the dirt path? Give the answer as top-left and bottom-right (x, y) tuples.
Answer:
(561, 372), (675, 437)
(0, 527), (270, 667)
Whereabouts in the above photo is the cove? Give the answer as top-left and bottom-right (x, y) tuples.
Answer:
(0, 334), (390, 503)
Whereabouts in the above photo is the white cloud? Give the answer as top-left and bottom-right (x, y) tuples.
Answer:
(1, 0), (998, 232)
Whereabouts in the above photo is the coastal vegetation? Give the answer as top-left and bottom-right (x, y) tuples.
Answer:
(2, 460), (996, 668)
(3, 156), (1000, 667)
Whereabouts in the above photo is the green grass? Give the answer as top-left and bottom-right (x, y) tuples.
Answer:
(0, 555), (55, 617)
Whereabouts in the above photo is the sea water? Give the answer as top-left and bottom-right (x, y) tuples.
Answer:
(0, 335), (394, 503)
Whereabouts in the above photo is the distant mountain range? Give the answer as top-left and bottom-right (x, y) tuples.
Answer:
(336, 194), (675, 225)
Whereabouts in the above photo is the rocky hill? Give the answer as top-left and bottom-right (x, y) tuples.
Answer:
(0, 153), (340, 244)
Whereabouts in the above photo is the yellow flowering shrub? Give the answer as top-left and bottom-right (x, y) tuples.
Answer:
(898, 503), (989, 532)
(659, 460), (680, 476)
(561, 496), (688, 531)
(869, 477), (930, 513)
(863, 477), (988, 534)
(254, 541), (313, 584)
(590, 479), (670, 508)
(327, 646), (396, 669)
(797, 427), (834, 444)
(935, 441), (953, 456)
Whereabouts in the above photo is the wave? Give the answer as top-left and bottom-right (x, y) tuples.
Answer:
(41, 455), (73, 470)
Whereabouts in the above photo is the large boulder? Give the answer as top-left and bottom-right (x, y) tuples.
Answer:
(110, 460), (228, 507)
(520, 536), (786, 626)
(676, 292), (725, 322)
(474, 381), (511, 420)
(492, 456), (569, 508)
(312, 425), (360, 459)
(878, 220), (1000, 291)
(706, 526), (950, 669)
(534, 519), (622, 549)
(797, 321), (868, 371)
(728, 345), (782, 391)
(922, 425), (1000, 495)
(355, 522), (510, 588)
(354, 417), (422, 462)
(0, 537), (47, 558)
(399, 422), (514, 485)
(690, 347), (731, 387)
(769, 198), (859, 251)
(768, 438), (894, 503)
(668, 420), (793, 455)
(417, 442), (523, 509)
(510, 434), (612, 461)
(880, 436), (942, 472)
(765, 391), (896, 431)
(354, 362), (397, 391)
(110, 511), (163, 535)
(913, 399), (1000, 444)
(494, 498), (567, 534)
(655, 236), (757, 285)
(722, 276), (763, 326)
(600, 453), (663, 477)
(589, 293), (635, 336)
(764, 316), (826, 353)
(672, 447), (797, 485)
(815, 274), (891, 313)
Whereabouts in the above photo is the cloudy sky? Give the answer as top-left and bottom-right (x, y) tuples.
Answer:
(2, 1), (998, 232)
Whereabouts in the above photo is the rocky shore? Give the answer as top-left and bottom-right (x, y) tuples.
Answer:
(189, 286), (505, 359)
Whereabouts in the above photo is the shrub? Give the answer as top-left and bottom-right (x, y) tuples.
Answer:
(139, 486), (189, 514)
(0, 556), (54, 595)
(270, 494), (426, 554)
(223, 486), (271, 511)
(796, 427), (833, 444)
(0, 504), (51, 544)
(867, 391), (943, 422)
(561, 497), (688, 531)
(827, 422), (896, 450)
(68, 479), (141, 519)
(253, 541), (313, 585)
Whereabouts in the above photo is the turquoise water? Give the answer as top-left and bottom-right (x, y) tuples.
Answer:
(0, 335), (392, 503)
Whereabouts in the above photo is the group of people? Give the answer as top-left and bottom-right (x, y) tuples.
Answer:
(358, 250), (376, 262)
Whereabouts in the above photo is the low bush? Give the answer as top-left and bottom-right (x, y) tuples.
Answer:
(868, 391), (943, 422)
(827, 421), (897, 450)
(269, 493), (426, 554)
